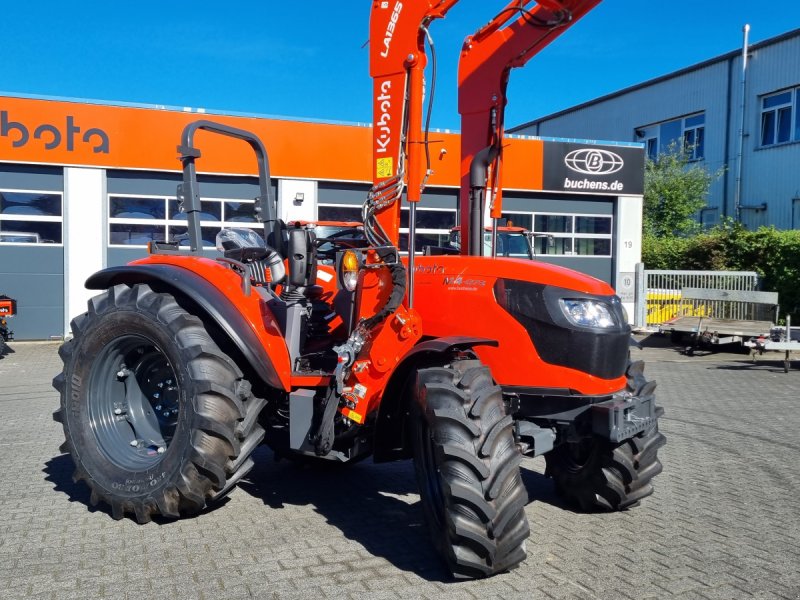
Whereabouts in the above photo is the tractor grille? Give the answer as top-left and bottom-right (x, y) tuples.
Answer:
(495, 279), (630, 380)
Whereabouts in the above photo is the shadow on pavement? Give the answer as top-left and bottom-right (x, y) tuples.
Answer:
(710, 360), (795, 374)
(43, 453), (95, 511)
(45, 446), (566, 581)
(43, 453), (232, 523)
(239, 447), (453, 581)
(239, 447), (567, 581)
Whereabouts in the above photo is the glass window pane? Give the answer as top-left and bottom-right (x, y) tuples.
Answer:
(0, 192), (62, 217)
(533, 236), (572, 255)
(224, 201), (257, 222)
(575, 238), (611, 256)
(493, 232), (531, 258)
(168, 199), (222, 221)
(646, 138), (658, 160)
(764, 91), (792, 109)
(695, 127), (705, 159)
(317, 205), (362, 222)
(777, 106), (792, 143)
(501, 213), (532, 230)
(534, 214), (571, 233)
(575, 216), (611, 234)
(0, 220), (62, 243)
(683, 129), (696, 155)
(659, 119), (682, 152)
(796, 90), (800, 141)
(398, 232), (449, 253)
(401, 209), (455, 229)
(110, 224), (164, 245)
(761, 111), (776, 145)
(169, 226), (219, 247)
(110, 196), (165, 219)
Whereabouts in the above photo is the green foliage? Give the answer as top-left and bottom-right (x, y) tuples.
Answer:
(643, 144), (722, 237)
(643, 223), (800, 319)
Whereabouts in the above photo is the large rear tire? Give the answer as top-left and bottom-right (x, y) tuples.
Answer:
(544, 361), (666, 511)
(411, 360), (529, 579)
(52, 283), (265, 523)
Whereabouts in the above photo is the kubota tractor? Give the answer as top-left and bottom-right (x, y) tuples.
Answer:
(53, 0), (664, 579)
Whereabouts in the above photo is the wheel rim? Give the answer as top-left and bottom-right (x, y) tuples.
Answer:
(87, 334), (180, 471)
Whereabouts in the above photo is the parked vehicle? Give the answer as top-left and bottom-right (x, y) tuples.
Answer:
(53, 0), (663, 579)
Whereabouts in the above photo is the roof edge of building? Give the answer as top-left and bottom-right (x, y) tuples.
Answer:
(509, 27), (800, 132)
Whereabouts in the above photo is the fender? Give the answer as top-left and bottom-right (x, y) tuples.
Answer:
(372, 336), (498, 463)
(85, 263), (291, 391)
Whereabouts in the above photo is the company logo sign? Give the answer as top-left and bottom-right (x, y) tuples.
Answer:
(1, 110), (109, 154)
(564, 148), (624, 175)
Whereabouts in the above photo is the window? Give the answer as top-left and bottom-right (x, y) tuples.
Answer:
(317, 204), (362, 223)
(636, 113), (705, 160)
(108, 195), (260, 247)
(0, 190), (63, 244)
(683, 114), (705, 160)
(645, 137), (658, 161)
(502, 211), (613, 257)
(760, 88), (797, 147)
(400, 207), (456, 253)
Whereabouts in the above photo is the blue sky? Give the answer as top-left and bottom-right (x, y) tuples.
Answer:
(2, 2), (798, 130)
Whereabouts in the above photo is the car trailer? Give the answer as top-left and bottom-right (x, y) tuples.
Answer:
(747, 316), (800, 373)
(660, 288), (779, 355)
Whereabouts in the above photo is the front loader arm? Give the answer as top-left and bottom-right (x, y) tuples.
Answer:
(457, 0), (601, 254)
(367, 0), (459, 247)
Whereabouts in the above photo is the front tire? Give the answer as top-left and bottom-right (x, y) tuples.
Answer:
(544, 361), (666, 511)
(52, 284), (265, 523)
(411, 360), (529, 579)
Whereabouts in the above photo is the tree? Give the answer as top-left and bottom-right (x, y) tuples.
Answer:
(643, 143), (722, 238)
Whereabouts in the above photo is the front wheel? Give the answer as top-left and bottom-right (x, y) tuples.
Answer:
(53, 283), (265, 523)
(545, 361), (666, 511)
(411, 359), (529, 579)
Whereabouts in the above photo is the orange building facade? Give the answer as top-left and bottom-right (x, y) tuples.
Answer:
(0, 94), (643, 339)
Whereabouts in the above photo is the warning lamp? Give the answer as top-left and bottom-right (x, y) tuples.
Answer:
(340, 250), (360, 292)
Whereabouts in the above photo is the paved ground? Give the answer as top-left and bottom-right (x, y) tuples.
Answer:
(0, 337), (799, 600)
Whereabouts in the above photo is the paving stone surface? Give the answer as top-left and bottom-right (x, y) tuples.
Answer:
(0, 338), (798, 599)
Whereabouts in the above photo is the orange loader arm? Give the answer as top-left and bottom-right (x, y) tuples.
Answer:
(367, 0), (459, 247)
(457, 0), (602, 255)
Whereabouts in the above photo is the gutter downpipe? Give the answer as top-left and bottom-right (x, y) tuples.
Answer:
(734, 24), (750, 223)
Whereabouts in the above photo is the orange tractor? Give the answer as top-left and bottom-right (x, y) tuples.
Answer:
(53, 0), (664, 579)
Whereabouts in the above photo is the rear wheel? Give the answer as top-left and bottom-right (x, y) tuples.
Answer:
(52, 283), (265, 523)
(411, 360), (529, 579)
(545, 361), (665, 511)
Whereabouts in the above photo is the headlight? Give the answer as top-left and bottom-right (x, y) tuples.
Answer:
(340, 250), (360, 292)
(559, 299), (617, 328)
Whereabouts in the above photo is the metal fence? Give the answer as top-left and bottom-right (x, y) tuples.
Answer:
(634, 266), (762, 328)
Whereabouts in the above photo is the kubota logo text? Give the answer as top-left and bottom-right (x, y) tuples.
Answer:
(1, 111), (109, 154)
(564, 148), (623, 175)
(376, 81), (392, 154)
(380, 1), (403, 58)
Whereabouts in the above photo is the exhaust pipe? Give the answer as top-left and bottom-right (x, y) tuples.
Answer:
(468, 145), (499, 256)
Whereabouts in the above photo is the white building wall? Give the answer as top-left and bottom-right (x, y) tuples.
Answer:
(614, 195), (643, 320)
(63, 167), (106, 337)
(737, 34), (800, 229)
(515, 30), (800, 230)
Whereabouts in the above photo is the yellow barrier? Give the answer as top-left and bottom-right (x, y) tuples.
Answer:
(646, 291), (708, 325)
